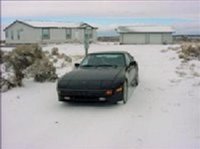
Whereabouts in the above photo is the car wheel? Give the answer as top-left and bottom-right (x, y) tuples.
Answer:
(123, 81), (128, 104)
(131, 73), (139, 87)
(135, 64), (139, 86)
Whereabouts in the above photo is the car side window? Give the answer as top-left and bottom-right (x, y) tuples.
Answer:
(128, 54), (134, 62)
(125, 53), (135, 66)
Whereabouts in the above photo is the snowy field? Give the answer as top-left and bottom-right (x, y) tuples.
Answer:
(2, 43), (200, 149)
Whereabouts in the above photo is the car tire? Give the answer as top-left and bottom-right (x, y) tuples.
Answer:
(123, 81), (128, 104)
(135, 73), (139, 86)
(58, 95), (64, 102)
(131, 72), (139, 87)
(135, 64), (139, 86)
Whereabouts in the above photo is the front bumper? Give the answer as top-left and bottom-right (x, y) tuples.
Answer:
(57, 89), (123, 103)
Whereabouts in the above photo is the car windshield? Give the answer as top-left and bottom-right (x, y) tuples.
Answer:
(80, 53), (125, 67)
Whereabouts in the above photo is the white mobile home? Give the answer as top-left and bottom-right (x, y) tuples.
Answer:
(116, 25), (174, 44)
(4, 20), (98, 44)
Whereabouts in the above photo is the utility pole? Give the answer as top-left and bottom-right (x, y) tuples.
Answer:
(84, 26), (90, 56)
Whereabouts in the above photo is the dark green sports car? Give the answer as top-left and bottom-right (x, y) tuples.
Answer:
(57, 51), (139, 104)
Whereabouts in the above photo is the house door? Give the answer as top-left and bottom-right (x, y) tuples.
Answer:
(149, 34), (162, 44)
(123, 34), (146, 44)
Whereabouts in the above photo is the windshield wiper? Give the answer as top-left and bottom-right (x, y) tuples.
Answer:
(81, 64), (95, 67)
(81, 64), (118, 68)
(96, 64), (118, 68)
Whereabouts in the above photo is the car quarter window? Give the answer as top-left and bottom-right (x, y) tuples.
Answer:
(125, 53), (135, 66)
(125, 54), (131, 66)
(128, 54), (134, 61)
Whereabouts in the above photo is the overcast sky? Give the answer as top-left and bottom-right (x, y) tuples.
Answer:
(1, 0), (200, 36)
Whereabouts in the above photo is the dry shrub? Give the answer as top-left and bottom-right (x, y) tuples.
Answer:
(26, 58), (58, 82)
(167, 46), (181, 51)
(72, 55), (84, 61)
(175, 71), (187, 77)
(57, 53), (65, 59)
(51, 47), (59, 55)
(1, 78), (17, 92)
(57, 53), (72, 62)
(64, 55), (72, 62)
(1, 63), (17, 92)
(192, 72), (200, 77)
(1, 44), (58, 90)
(179, 54), (189, 61)
(0, 50), (4, 64)
(172, 47), (180, 51)
(50, 48), (72, 63)
(180, 43), (200, 61)
(61, 62), (67, 68)
(44, 51), (50, 56)
(161, 49), (168, 53)
(53, 58), (58, 63)
(3, 44), (44, 86)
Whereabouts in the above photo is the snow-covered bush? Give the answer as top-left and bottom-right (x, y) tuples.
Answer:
(3, 44), (44, 86)
(0, 50), (4, 64)
(57, 53), (72, 63)
(1, 44), (60, 92)
(168, 47), (180, 51)
(1, 63), (17, 92)
(51, 47), (59, 55)
(71, 55), (84, 61)
(57, 53), (65, 59)
(44, 51), (50, 56)
(64, 54), (72, 62)
(51, 48), (72, 62)
(47, 50), (72, 68)
(1, 44), (74, 91)
(25, 57), (58, 82)
(179, 43), (200, 61)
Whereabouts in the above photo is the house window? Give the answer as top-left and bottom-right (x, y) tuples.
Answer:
(11, 31), (14, 40)
(85, 29), (93, 39)
(66, 29), (72, 39)
(17, 29), (23, 40)
(42, 28), (50, 39)
(17, 30), (20, 40)
(89, 30), (93, 39)
(5, 31), (8, 38)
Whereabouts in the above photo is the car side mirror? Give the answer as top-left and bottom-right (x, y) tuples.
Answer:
(74, 63), (80, 68)
(129, 61), (137, 66)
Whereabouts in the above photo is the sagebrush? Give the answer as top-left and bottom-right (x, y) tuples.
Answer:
(179, 43), (200, 61)
(1, 44), (58, 92)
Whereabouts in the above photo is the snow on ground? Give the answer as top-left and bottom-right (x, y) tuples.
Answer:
(2, 43), (200, 149)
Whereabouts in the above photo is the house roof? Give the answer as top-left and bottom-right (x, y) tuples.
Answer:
(22, 21), (88, 28)
(116, 25), (175, 33)
(4, 20), (98, 30)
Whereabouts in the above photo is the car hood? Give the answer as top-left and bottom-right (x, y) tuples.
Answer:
(58, 67), (124, 90)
